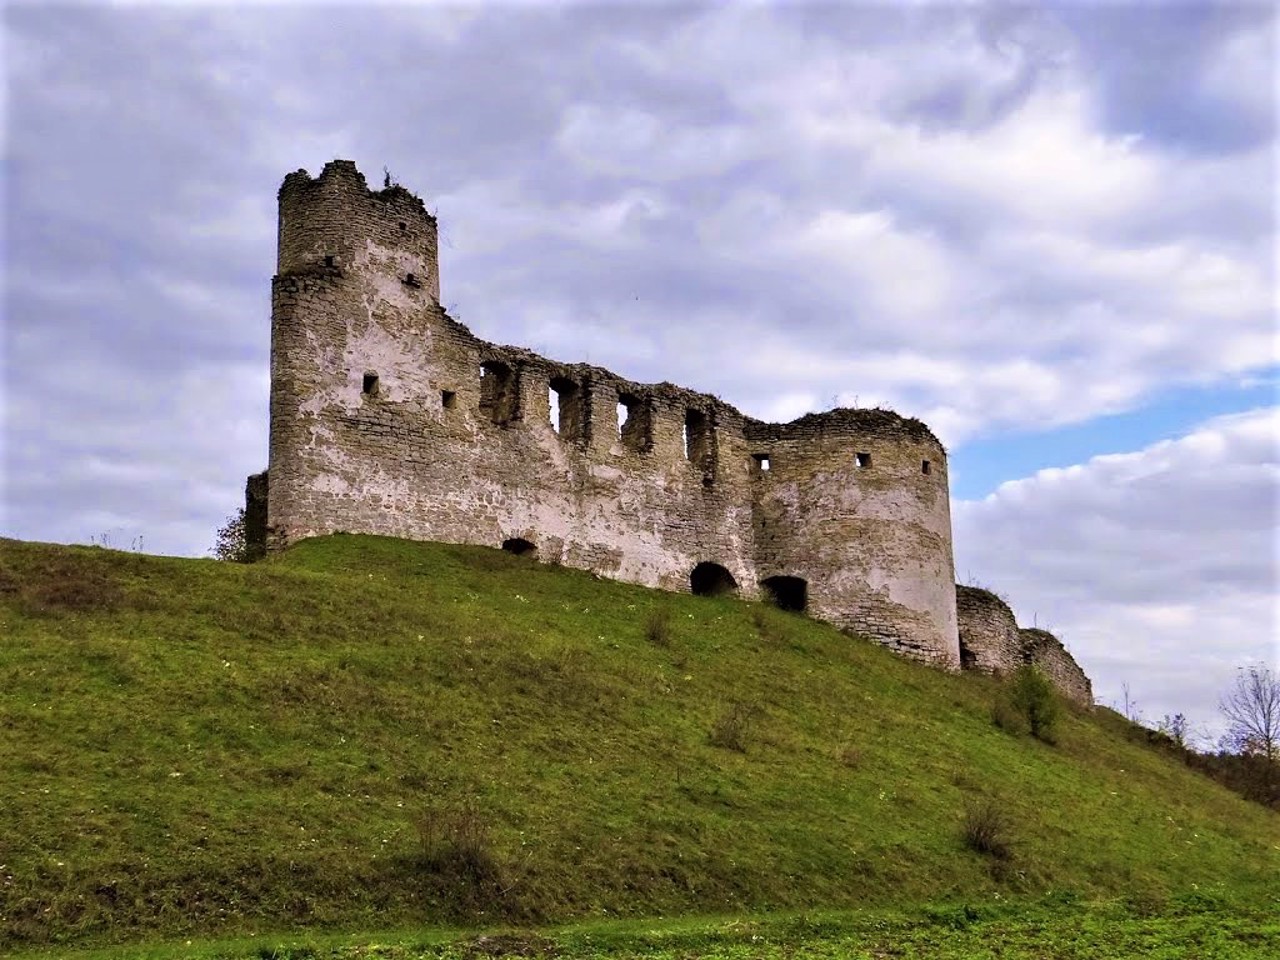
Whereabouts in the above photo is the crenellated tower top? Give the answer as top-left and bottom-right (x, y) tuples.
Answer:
(276, 159), (440, 301)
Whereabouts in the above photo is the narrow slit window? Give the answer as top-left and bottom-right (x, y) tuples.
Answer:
(922, 459), (931, 475)
(855, 452), (872, 469)
(441, 390), (456, 410)
(362, 372), (379, 396)
(324, 255), (334, 267)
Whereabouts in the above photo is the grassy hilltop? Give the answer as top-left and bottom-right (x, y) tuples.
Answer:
(0, 534), (1277, 956)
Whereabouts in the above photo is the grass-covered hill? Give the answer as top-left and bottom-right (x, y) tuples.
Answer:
(1, 534), (1276, 954)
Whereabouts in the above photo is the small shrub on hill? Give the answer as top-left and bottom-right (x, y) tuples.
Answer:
(961, 799), (1012, 861)
(415, 803), (513, 915)
(645, 605), (673, 647)
(710, 701), (763, 753)
(994, 666), (1061, 744)
(213, 507), (265, 563)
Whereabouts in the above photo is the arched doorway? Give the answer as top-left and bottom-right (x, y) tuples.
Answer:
(690, 562), (737, 597)
(761, 575), (807, 612)
(501, 538), (536, 558)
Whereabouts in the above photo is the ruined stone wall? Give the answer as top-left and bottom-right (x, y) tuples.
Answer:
(1021, 628), (1094, 706)
(954, 585), (1022, 675)
(953, 583), (1095, 704)
(261, 160), (961, 667)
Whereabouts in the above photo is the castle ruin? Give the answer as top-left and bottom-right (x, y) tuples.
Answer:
(247, 160), (1091, 701)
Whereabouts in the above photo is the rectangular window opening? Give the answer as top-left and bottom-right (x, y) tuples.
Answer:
(549, 377), (584, 439)
(685, 408), (716, 483)
(441, 390), (456, 410)
(362, 372), (379, 396)
(855, 452), (872, 469)
(922, 459), (931, 475)
(479, 361), (518, 425)
(752, 453), (772, 474)
(617, 393), (652, 452)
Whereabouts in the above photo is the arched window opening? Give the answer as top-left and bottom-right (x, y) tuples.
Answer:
(549, 376), (584, 441)
(480, 361), (518, 425)
(761, 575), (807, 613)
(691, 562), (737, 597)
(501, 538), (536, 558)
(617, 392), (652, 452)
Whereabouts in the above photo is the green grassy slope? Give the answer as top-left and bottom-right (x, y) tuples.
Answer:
(1, 535), (1276, 951)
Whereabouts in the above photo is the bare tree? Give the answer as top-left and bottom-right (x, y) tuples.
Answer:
(1157, 713), (1190, 749)
(1120, 681), (1141, 723)
(1220, 665), (1280, 763)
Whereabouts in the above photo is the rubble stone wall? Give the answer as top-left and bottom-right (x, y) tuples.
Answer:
(953, 585), (1095, 704)
(954, 585), (1023, 675)
(1021, 628), (1094, 706)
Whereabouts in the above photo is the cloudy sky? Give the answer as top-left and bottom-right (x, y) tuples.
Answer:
(4, 1), (1276, 738)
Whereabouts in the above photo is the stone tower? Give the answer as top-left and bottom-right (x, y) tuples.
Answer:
(747, 410), (958, 667)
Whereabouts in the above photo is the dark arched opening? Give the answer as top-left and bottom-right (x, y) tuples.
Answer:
(761, 575), (807, 613)
(691, 562), (737, 597)
(501, 538), (536, 558)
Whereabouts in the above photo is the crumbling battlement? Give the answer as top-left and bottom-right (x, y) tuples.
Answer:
(254, 161), (969, 667)
(954, 585), (1093, 705)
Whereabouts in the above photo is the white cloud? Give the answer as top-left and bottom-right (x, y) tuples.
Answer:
(785, 209), (957, 320)
(556, 104), (749, 181)
(954, 407), (1280, 737)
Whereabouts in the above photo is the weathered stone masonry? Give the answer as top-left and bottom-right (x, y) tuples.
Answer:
(249, 159), (1082, 695)
(954, 585), (1093, 706)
